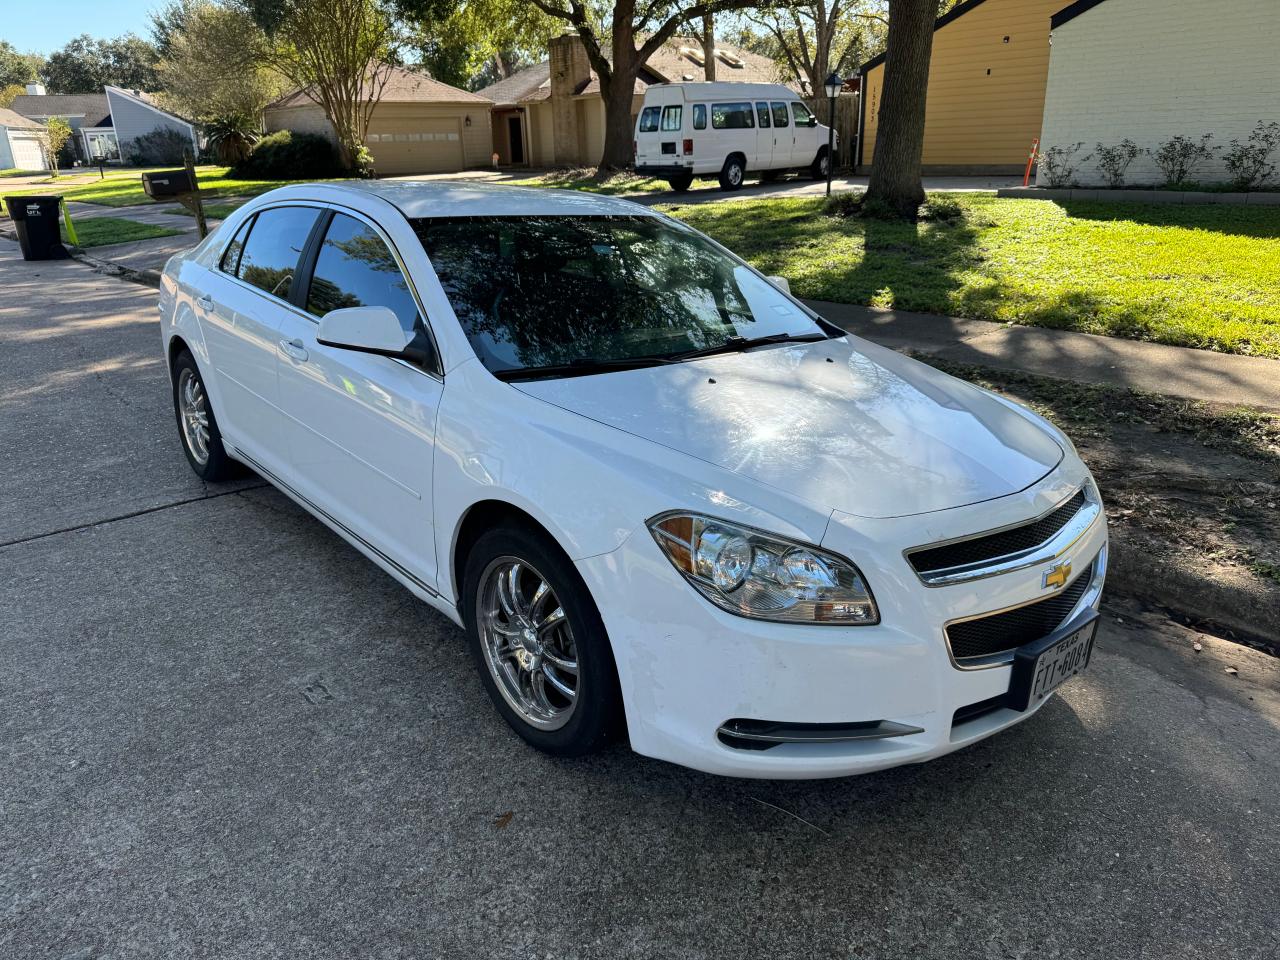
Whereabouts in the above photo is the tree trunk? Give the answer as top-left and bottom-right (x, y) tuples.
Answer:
(702, 15), (716, 81)
(864, 0), (940, 219)
(597, 28), (640, 173)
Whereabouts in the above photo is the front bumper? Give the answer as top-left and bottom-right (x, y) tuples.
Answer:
(575, 465), (1108, 779)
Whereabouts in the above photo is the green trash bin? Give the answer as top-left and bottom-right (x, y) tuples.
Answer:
(5, 195), (69, 261)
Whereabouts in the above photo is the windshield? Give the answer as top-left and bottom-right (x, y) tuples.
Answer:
(410, 215), (828, 377)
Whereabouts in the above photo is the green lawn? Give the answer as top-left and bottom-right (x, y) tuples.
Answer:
(667, 193), (1280, 358)
(3, 166), (349, 209)
(165, 201), (243, 220)
(64, 216), (184, 248)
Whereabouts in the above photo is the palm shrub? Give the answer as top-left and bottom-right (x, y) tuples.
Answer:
(1149, 134), (1218, 187)
(205, 115), (261, 166)
(1037, 143), (1091, 188)
(1094, 139), (1141, 188)
(1224, 121), (1280, 190)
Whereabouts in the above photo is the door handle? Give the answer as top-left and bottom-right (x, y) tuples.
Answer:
(279, 337), (309, 362)
(196, 294), (213, 308)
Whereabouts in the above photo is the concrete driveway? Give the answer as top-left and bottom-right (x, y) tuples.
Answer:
(2, 240), (1278, 960)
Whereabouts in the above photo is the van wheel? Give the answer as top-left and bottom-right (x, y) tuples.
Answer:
(810, 147), (831, 180)
(667, 172), (693, 192)
(718, 156), (746, 191)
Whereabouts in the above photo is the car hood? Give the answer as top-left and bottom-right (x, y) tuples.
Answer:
(514, 336), (1063, 519)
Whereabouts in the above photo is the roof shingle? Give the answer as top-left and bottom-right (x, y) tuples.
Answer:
(272, 65), (491, 109)
(9, 93), (112, 128)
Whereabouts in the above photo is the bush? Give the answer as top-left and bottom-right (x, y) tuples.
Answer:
(204, 114), (260, 166)
(231, 130), (346, 180)
(1094, 139), (1141, 188)
(1149, 134), (1218, 187)
(919, 194), (966, 223)
(1224, 121), (1280, 190)
(820, 191), (865, 218)
(1037, 143), (1091, 188)
(127, 127), (192, 166)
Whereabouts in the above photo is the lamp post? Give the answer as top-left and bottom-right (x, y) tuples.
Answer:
(823, 72), (841, 196)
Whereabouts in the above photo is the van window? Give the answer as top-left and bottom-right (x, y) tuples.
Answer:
(711, 103), (754, 129)
(755, 102), (771, 128)
(660, 105), (683, 131)
(638, 106), (660, 133)
(693, 104), (706, 129)
(771, 102), (790, 127)
(791, 101), (816, 128)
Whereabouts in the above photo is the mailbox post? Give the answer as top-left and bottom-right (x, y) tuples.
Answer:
(141, 155), (208, 238)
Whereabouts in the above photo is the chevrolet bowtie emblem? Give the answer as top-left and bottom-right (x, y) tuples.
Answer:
(1042, 560), (1072, 591)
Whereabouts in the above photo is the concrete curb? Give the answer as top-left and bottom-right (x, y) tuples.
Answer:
(998, 186), (1280, 205)
(68, 247), (162, 288)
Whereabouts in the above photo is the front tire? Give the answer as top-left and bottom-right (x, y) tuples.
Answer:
(810, 147), (831, 180)
(718, 155), (746, 191)
(171, 349), (239, 481)
(462, 525), (624, 756)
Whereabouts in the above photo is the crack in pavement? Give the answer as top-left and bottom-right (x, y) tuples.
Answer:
(0, 482), (268, 551)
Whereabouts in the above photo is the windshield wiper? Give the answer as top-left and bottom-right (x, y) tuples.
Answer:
(492, 354), (679, 382)
(664, 331), (832, 363)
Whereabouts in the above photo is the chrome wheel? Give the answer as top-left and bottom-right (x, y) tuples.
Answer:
(177, 367), (210, 465)
(477, 556), (580, 731)
(727, 163), (743, 186)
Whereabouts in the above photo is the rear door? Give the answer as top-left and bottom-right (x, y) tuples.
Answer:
(194, 205), (320, 475)
(273, 209), (443, 586)
(634, 104), (663, 168)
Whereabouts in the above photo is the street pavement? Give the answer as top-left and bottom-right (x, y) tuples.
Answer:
(2, 239), (1278, 960)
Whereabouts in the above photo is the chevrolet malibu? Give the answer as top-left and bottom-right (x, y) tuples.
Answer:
(158, 181), (1107, 778)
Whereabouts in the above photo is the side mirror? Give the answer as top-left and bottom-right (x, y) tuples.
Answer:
(317, 306), (434, 368)
(767, 275), (791, 294)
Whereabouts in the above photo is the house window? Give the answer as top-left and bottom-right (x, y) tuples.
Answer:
(711, 102), (754, 129)
(84, 131), (120, 162)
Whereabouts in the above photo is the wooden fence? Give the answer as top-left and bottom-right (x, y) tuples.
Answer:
(804, 94), (860, 172)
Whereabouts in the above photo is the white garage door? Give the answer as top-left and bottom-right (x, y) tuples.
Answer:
(366, 118), (464, 175)
(8, 132), (47, 170)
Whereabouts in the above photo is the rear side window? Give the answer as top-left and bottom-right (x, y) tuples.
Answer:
(692, 104), (706, 129)
(660, 105), (682, 131)
(711, 102), (754, 129)
(638, 106), (660, 133)
(219, 217), (253, 274)
(236, 206), (319, 300)
(306, 213), (421, 336)
(791, 101), (816, 128)
(755, 102), (771, 128)
(771, 102), (790, 127)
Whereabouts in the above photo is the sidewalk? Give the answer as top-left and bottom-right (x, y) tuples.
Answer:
(810, 300), (1280, 413)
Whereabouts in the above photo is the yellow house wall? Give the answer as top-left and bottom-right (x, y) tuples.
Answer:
(862, 0), (1064, 172)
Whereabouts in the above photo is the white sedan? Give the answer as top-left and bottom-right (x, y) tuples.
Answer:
(159, 181), (1107, 779)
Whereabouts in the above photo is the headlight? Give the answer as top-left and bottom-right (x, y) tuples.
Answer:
(647, 512), (879, 625)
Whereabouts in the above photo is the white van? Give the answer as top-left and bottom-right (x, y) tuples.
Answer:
(634, 82), (835, 192)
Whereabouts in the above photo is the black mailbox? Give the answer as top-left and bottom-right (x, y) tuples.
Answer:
(142, 169), (196, 199)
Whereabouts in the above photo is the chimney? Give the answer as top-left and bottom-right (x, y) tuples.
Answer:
(548, 33), (590, 166)
(26, 82), (47, 96)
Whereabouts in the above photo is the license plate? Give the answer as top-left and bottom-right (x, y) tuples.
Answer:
(1007, 613), (1098, 711)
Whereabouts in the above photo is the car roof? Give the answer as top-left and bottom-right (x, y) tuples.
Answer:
(263, 180), (658, 219)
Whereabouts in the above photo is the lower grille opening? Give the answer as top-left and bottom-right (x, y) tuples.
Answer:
(717, 718), (924, 751)
(946, 559), (1095, 664)
(951, 694), (1009, 728)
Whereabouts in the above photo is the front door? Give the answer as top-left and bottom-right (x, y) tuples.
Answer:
(274, 210), (443, 586)
(508, 116), (524, 164)
(770, 102), (793, 168)
(754, 102), (775, 170)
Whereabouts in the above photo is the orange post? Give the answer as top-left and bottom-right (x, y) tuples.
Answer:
(1023, 138), (1040, 187)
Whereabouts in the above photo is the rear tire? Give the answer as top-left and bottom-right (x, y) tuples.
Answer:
(171, 349), (240, 482)
(462, 525), (624, 757)
(667, 172), (693, 192)
(810, 147), (831, 180)
(718, 155), (746, 191)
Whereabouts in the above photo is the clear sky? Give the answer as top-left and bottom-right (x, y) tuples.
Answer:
(6, 0), (158, 54)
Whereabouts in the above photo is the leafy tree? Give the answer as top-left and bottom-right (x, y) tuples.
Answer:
(0, 41), (42, 88)
(44, 118), (73, 176)
(487, 0), (770, 172)
(862, 0), (940, 218)
(401, 0), (557, 90)
(238, 0), (403, 172)
(742, 1), (886, 96)
(0, 84), (26, 108)
(41, 34), (160, 93)
(154, 1), (287, 121)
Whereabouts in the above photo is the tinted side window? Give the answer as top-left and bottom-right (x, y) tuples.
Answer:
(638, 106), (660, 133)
(791, 101), (815, 127)
(307, 213), (421, 336)
(660, 105), (682, 131)
(755, 102), (771, 128)
(236, 206), (319, 300)
(711, 103), (754, 129)
(220, 216), (253, 274)
(771, 102), (790, 127)
(692, 104), (706, 130)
